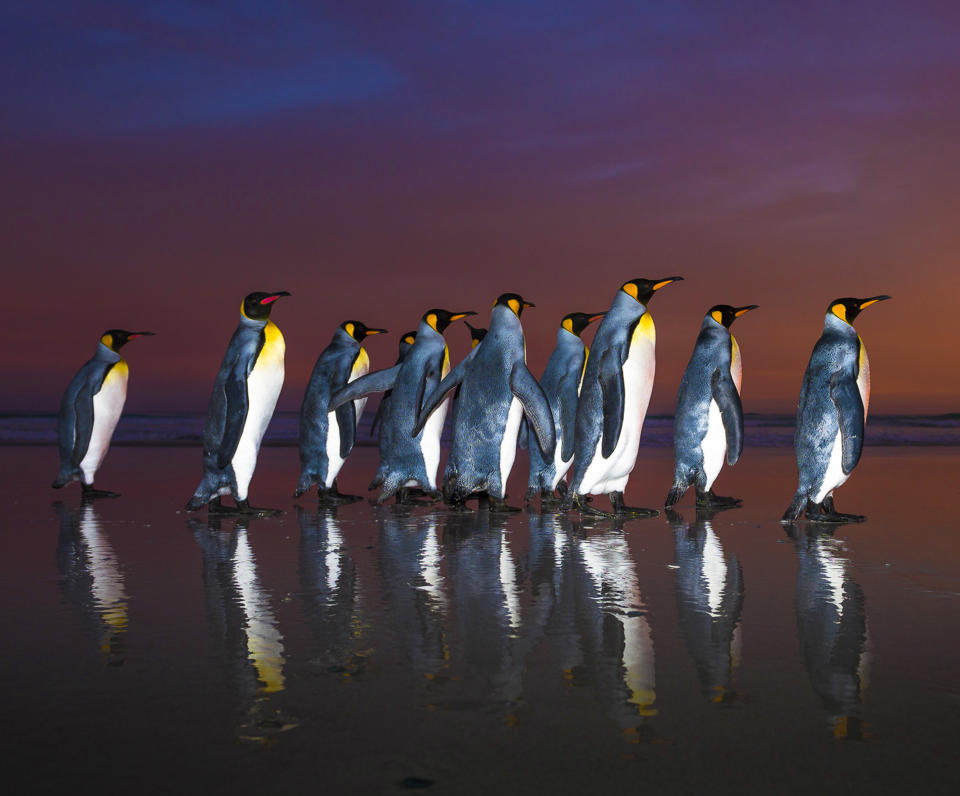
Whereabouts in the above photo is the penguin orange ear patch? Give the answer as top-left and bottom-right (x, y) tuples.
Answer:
(831, 304), (847, 322)
(426, 313), (438, 331)
(562, 318), (574, 334)
(508, 298), (521, 315)
(403, 335), (415, 345)
(344, 322), (355, 339)
(711, 310), (723, 325)
(622, 282), (639, 301)
(101, 334), (114, 350)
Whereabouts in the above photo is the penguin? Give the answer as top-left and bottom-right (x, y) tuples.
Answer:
(370, 331), (417, 438)
(412, 293), (556, 512)
(525, 311), (605, 505)
(562, 277), (683, 518)
(665, 304), (758, 508)
(782, 295), (890, 523)
(53, 329), (154, 499)
(295, 320), (387, 506)
(186, 291), (291, 516)
(328, 308), (475, 503)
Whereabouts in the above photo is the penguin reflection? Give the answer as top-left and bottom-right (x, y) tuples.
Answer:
(54, 502), (129, 664)
(667, 508), (744, 703)
(189, 515), (293, 742)
(442, 510), (525, 714)
(569, 521), (657, 736)
(297, 506), (366, 676)
(376, 507), (448, 680)
(791, 523), (869, 739)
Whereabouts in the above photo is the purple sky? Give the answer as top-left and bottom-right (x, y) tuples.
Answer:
(3, 1), (958, 413)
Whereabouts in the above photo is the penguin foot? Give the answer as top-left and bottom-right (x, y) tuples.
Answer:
(488, 497), (521, 513)
(609, 492), (660, 519)
(695, 490), (742, 509)
(524, 487), (537, 504)
(804, 508), (866, 524)
(235, 499), (284, 518)
(555, 480), (569, 499)
(81, 484), (121, 501)
(317, 487), (362, 506)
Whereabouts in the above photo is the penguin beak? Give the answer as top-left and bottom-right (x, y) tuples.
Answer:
(128, 331), (156, 339)
(522, 300), (536, 309)
(365, 328), (388, 336)
(588, 312), (606, 323)
(858, 295), (891, 309)
(652, 277), (683, 291)
(450, 312), (476, 321)
(261, 291), (291, 305)
(733, 305), (758, 317)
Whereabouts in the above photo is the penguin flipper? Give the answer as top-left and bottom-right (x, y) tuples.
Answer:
(329, 365), (400, 411)
(517, 417), (529, 450)
(335, 401), (356, 459)
(557, 370), (579, 463)
(510, 362), (556, 459)
(218, 366), (250, 470)
(411, 366), (463, 437)
(598, 346), (625, 459)
(710, 368), (744, 466)
(70, 383), (96, 466)
(829, 370), (864, 474)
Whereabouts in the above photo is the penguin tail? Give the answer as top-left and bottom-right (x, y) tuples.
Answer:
(294, 470), (316, 498)
(185, 495), (208, 512)
(664, 481), (687, 508)
(52, 463), (80, 489)
(781, 491), (807, 524)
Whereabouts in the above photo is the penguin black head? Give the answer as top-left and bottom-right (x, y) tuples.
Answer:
(494, 293), (535, 317)
(466, 323), (487, 348)
(706, 305), (758, 329)
(241, 291), (291, 321)
(100, 329), (155, 352)
(341, 321), (388, 342)
(422, 309), (476, 333)
(827, 295), (891, 325)
(620, 277), (683, 305)
(400, 331), (417, 348)
(561, 312), (605, 337)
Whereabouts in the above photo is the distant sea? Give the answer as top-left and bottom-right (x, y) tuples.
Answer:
(4, 412), (959, 447)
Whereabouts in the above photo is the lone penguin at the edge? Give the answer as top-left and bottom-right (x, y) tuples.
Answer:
(296, 320), (387, 506)
(525, 311), (605, 506)
(665, 304), (757, 509)
(413, 293), (556, 512)
(782, 295), (891, 524)
(186, 291), (290, 516)
(562, 277), (683, 518)
(53, 329), (154, 500)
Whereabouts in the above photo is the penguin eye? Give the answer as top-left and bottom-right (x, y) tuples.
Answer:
(622, 283), (639, 301)
(711, 310), (724, 325)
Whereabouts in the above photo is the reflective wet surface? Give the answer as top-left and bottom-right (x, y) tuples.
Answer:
(4, 447), (959, 793)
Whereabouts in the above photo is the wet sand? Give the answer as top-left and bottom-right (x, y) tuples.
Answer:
(3, 445), (959, 794)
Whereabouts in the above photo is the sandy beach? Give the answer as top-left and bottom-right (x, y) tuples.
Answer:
(3, 442), (958, 794)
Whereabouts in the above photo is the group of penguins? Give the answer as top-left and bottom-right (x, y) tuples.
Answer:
(53, 278), (890, 524)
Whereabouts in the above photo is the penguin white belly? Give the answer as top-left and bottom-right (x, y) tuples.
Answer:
(417, 353), (452, 491)
(700, 399), (726, 492)
(232, 327), (285, 501)
(498, 396), (524, 497)
(79, 362), (128, 484)
(551, 434), (572, 490)
(580, 329), (655, 495)
(814, 432), (848, 504)
(324, 355), (369, 488)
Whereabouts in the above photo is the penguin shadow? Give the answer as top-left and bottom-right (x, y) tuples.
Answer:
(665, 507), (744, 706)
(53, 501), (129, 666)
(373, 506), (451, 693)
(562, 519), (660, 743)
(437, 508), (529, 723)
(786, 521), (870, 740)
(187, 513), (297, 744)
(295, 505), (369, 681)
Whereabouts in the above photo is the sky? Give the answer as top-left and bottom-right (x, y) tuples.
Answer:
(2, 0), (958, 414)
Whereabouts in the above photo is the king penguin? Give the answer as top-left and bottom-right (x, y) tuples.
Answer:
(562, 277), (683, 518)
(525, 311), (605, 505)
(782, 295), (890, 524)
(370, 331), (417, 438)
(186, 291), (291, 516)
(665, 304), (758, 509)
(295, 320), (387, 505)
(329, 309), (475, 503)
(53, 329), (154, 499)
(413, 293), (556, 512)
